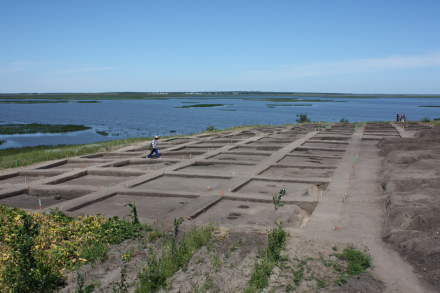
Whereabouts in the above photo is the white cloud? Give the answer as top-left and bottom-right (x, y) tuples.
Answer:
(0, 61), (48, 74)
(245, 52), (440, 79)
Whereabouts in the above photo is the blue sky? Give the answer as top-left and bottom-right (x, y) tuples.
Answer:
(1, 0), (439, 94)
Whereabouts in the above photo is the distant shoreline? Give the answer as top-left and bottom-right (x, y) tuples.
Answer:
(0, 91), (440, 100)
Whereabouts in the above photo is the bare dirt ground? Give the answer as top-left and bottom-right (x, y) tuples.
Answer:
(379, 125), (440, 290)
(1, 123), (438, 292)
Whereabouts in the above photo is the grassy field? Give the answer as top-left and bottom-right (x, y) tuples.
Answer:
(0, 123), (91, 135)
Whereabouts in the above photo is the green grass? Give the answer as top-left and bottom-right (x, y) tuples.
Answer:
(175, 103), (229, 109)
(80, 242), (109, 264)
(0, 136), (155, 170)
(0, 123), (91, 135)
(96, 130), (109, 136)
(136, 224), (213, 293)
(336, 245), (372, 278)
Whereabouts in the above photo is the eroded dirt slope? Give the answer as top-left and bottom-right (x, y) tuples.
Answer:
(379, 126), (440, 289)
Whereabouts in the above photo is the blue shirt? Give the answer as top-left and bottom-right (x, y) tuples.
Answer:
(152, 139), (157, 148)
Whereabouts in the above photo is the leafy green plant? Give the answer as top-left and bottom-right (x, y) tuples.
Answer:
(296, 114), (310, 124)
(125, 202), (139, 224)
(147, 227), (163, 243)
(112, 265), (129, 293)
(336, 245), (372, 278)
(273, 189), (286, 211)
(244, 221), (288, 292)
(2, 211), (60, 292)
(267, 221), (287, 261)
(206, 125), (216, 132)
(339, 117), (349, 123)
(173, 217), (184, 237)
(137, 224), (213, 292)
(74, 272), (96, 293)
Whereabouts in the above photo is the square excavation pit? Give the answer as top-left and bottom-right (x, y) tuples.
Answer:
(163, 138), (193, 145)
(209, 153), (270, 163)
(159, 152), (205, 160)
(0, 193), (67, 210)
(73, 194), (196, 220)
(278, 155), (339, 167)
(312, 135), (350, 141)
(300, 142), (347, 149)
(172, 146), (220, 152)
(232, 145), (282, 152)
(292, 149), (343, 158)
(0, 175), (46, 187)
(116, 162), (176, 171)
(260, 166), (333, 179)
(56, 175), (136, 187)
(208, 137), (242, 142)
(223, 134), (255, 139)
(235, 179), (327, 199)
(196, 200), (307, 227)
(257, 137), (295, 143)
(45, 163), (90, 170)
(134, 176), (231, 193)
(245, 140), (292, 146)
(178, 163), (254, 176)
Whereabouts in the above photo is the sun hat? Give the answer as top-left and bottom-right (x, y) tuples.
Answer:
(155, 135), (159, 139)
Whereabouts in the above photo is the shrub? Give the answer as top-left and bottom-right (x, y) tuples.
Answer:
(296, 114), (310, 124)
(421, 117), (430, 123)
(206, 125), (216, 132)
(339, 117), (349, 123)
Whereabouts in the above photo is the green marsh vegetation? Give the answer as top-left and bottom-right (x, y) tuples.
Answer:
(0, 123), (91, 135)
(340, 117), (349, 123)
(266, 104), (312, 107)
(1, 92), (439, 102)
(176, 103), (226, 108)
(0, 140), (5, 146)
(96, 130), (109, 136)
(0, 100), (100, 104)
(419, 105), (440, 107)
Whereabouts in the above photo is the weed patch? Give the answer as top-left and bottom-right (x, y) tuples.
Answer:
(0, 205), (149, 289)
(136, 224), (213, 293)
(244, 221), (288, 292)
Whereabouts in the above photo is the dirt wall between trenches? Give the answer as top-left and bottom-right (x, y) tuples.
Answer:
(378, 126), (440, 290)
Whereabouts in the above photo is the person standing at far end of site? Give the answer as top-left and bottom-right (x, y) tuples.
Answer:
(147, 135), (161, 159)
(396, 113), (400, 123)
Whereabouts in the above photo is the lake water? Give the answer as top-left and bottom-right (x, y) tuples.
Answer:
(1, 96), (439, 149)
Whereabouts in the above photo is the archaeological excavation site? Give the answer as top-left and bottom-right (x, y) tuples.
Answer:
(1, 122), (439, 293)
